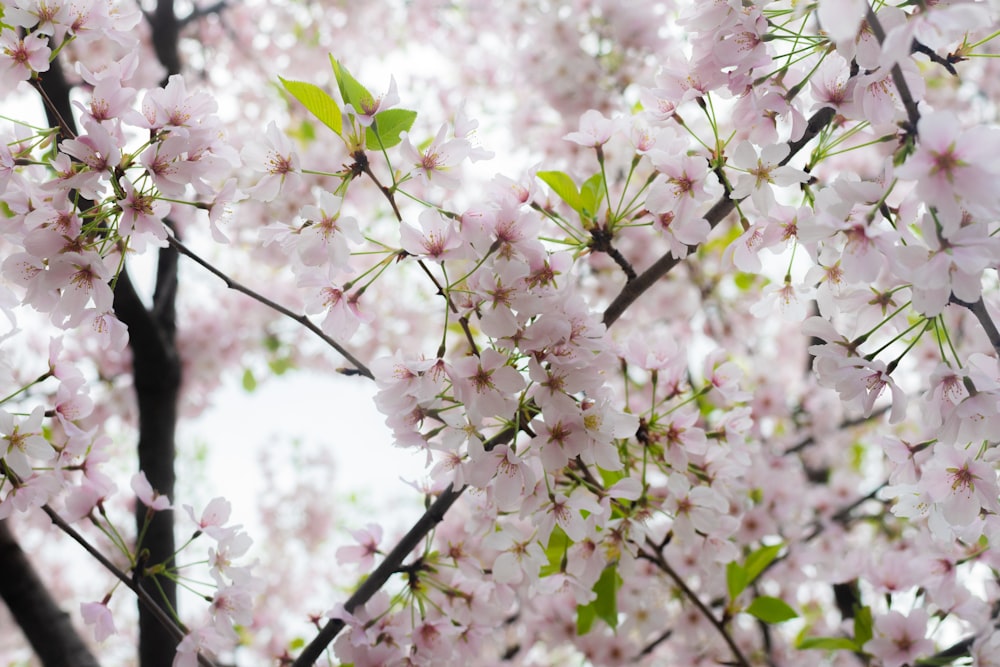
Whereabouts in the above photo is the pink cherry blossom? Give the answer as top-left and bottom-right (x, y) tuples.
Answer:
(0, 406), (52, 478)
(295, 191), (362, 267)
(0, 29), (51, 86)
(729, 141), (808, 212)
(563, 109), (616, 147)
(185, 497), (233, 539)
(896, 111), (1000, 223)
(449, 349), (525, 424)
(242, 120), (302, 202)
(336, 523), (383, 571)
(863, 609), (934, 667)
(117, 179), (170, 250)
(400, 208), (464, 262)
(399, 124), (471, 189)
(920, 443), (1000, 528)
(131, 471), (172, 511)
(80, 601), (117, 642)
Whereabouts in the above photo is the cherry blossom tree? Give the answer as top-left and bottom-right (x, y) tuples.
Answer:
(2, 1), (1000, 666)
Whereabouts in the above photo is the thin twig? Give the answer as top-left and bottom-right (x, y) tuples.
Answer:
(292, 419), (524, 665)
(166, 236), (374, 380)
(291, 483), (465, 666)
(29, 78), (77, 141)
(634, 628), (673, 659)
(42, 506), (219, 667)
(589, 225), (637, 282)
(601, 106), (835, 328)
(782, 405), (890, 455)
(414, 259), (480, 357)
(360, 156), (482, 356)
(639, 540), (751, 667)
(865, 5), (921, 131)
(912, 40), (959, 77)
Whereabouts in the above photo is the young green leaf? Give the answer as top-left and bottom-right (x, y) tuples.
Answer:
(366, 108), (417, 150)
(537, 171), (581, 213)
(745, 596), (798, 624)
(579, 172), (605, 217)
(329, 55), (374, 111)
(592, 564), (621, 630)
(797, 636), (859, 651)
(241, 368), (257, 392)
(726, 561), (748, 600)
(540, 525), (569, 578)
(744, 543), (782, 585)
(576, 600), (597, 635)
(853, 606), (873, 648)
(576, 564), (621, 635)
(279, 78), (342, 137)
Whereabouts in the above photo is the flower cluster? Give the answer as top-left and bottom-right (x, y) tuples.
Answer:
(2, 1), (1000, 666)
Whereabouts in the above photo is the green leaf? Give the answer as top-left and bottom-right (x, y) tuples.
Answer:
(576, 600), (597, 635)
(279, 77), (342, 137)
(592, 564), (621, 630)
(579, 172), (605, 217)
(745, 596), (798, 624)
(797, 636), (858, 651)
(330, 55), (373, 111)
(576, 564), (621, 635)
(268, 357), (294, 376)
(540, 525), (568, 577)
(726, 561), (748, 600)
(241, 368), (257, 392)
(366, 108), (417, 150)
(744, 543), (782, 586)
(537, 171), (581, 213)
(733, 272), (756, 291)
(853, 606), (873, 648)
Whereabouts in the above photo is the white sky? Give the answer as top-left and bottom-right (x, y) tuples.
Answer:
(183, 371), (429, 538)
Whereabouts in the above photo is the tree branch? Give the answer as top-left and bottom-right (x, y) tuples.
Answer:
(951, 296), (1000, 357)
(865, 4), (921, 131)
(0, 519), (102, 667)
(166, 235), (374, 379)
(602, 107), (835, 328)
(639, 540), (751, 667)
(41, 507), (219, 667)
(291, 483), (466, 666)
(292, 419), (524, 665)
(112, 268), (182, 667)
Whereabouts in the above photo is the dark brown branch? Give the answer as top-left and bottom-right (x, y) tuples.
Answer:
(166, 235), (374, 379)
(41, 507), (219, 667)
(639, 540), (751, 667)
(291, 483), (466, 666)
(634, 628), (673, 659)
(912, 40), (959, 77)
(951, 296), (1000, 357)
(291, 107), (839, 667)
(40, 507), (185, 645)
(589, 225), (637, 282)
(113, 268), (182, 667)
(865, 5), (921, 131)
(150, 0), (182, 83)
(782, 405), (890, 456)
(0, 519), (101, 667)
(292, 420), (524, 665)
